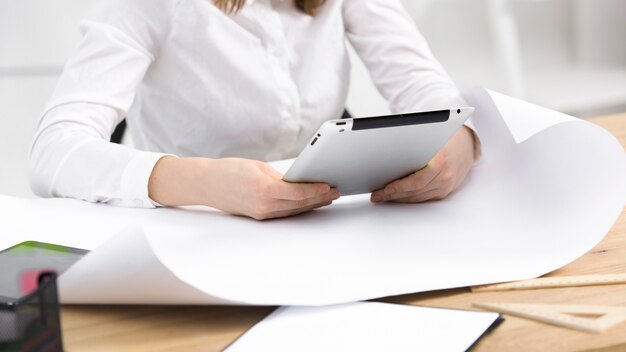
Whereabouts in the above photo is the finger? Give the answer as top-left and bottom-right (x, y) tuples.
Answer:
(260, 163), (285, 179)
(371, 167), (440, 202)
(256, 162), (332, 200)
(371, 183), (439, 203)
(269, 180), (332, 201)
(380, 163), (441, 196)
(262, 200), (334, 220)
(272, 188), (340, 212)
(373, 169), (458, 203)
(388, 188), (448, 204)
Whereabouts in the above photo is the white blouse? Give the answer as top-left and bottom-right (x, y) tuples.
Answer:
(30, 0), (469, 208)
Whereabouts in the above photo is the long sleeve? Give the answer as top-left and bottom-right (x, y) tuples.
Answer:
(342, 0), (467, 113)
(343, 0), (481, 160)
(29, 0), (175, 208)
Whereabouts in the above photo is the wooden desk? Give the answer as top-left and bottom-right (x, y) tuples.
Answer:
(61, 113), (626, 352)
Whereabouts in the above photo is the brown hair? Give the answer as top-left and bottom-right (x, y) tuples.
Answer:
(214, 0), (326, 15)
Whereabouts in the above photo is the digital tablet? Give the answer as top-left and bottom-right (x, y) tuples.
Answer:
(283, 107), (474, 195)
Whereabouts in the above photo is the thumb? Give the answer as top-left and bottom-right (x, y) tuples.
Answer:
(258, 162), (284, 179)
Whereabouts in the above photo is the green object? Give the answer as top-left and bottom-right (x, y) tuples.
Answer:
(0, 241), (88, 351)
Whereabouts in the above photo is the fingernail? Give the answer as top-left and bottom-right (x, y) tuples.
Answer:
(371, 195), (383, 203)
(331, 190), (341, 199)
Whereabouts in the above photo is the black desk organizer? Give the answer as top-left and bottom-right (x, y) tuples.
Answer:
(0, 273), (63, 352)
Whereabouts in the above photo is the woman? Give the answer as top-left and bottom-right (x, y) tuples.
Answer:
(30, 0), (479, 220)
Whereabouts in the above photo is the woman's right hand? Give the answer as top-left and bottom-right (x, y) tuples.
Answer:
(148, 156), (339, 220)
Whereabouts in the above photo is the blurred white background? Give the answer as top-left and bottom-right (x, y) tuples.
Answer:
(1, 0), (625, 198)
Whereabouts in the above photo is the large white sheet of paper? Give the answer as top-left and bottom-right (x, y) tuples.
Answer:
(224, 302), (501, 352)
(0, 88), (624, 305)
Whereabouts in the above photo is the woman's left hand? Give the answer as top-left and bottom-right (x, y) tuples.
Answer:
(370, 126), (477, 203)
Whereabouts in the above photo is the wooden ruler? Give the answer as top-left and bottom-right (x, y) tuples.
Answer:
(474, 302), (626, 333)
(471, 273), (626, 292)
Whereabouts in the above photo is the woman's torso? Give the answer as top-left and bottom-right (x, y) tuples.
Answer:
(129, 0), (350, 161)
